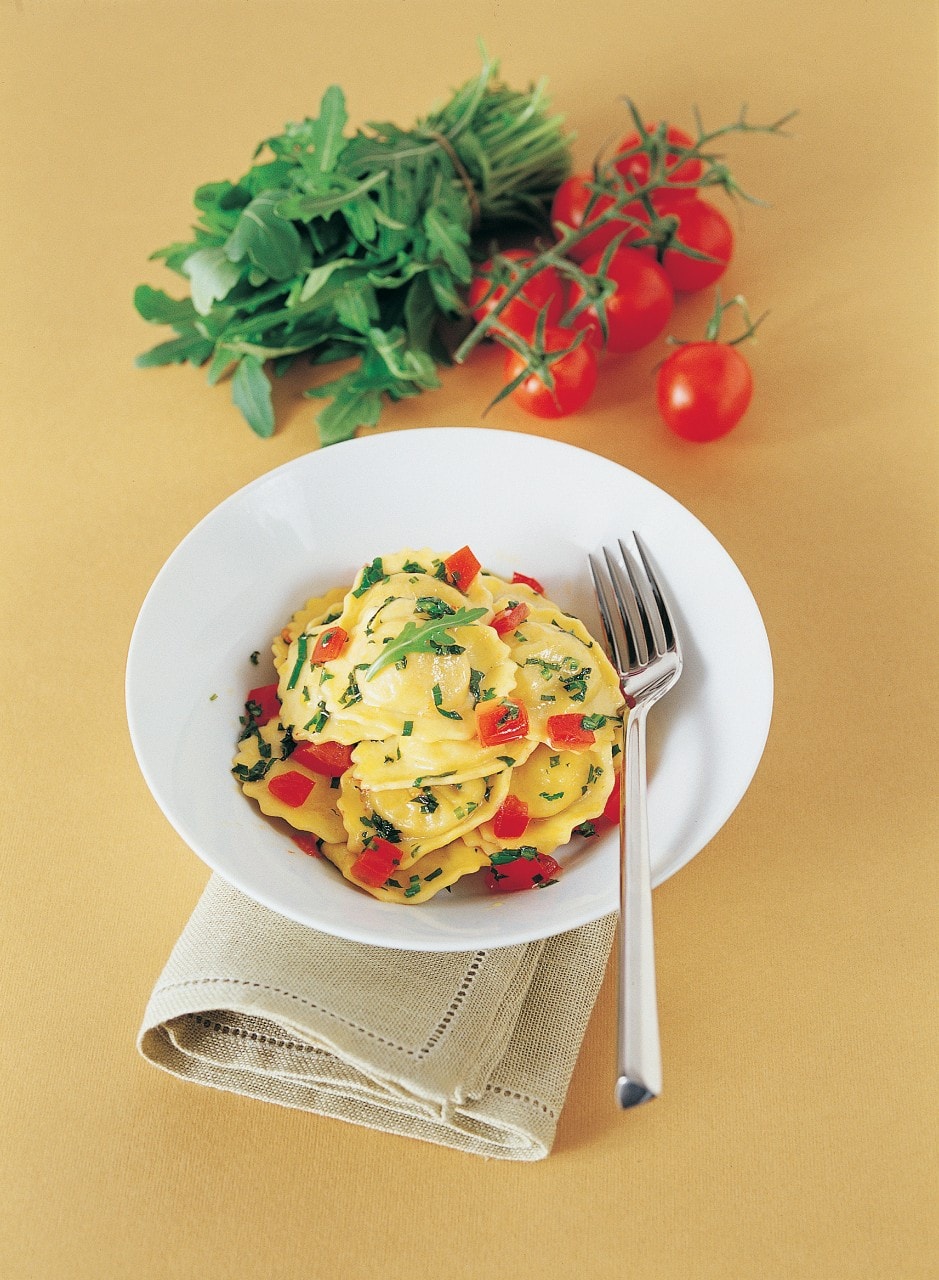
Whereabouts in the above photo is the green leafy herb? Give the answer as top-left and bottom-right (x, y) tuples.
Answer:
(540, 791), (564, 802)
(402, 720), (413, 737)
(415, 596), (455, 619)
(411, 789), (439, 814)
(250, 650), (260, 666)
(361, 812), (402, 844)
(580, 712), (609, 731)
(432, 683), (463, 720)
(364, 606), (486, 680)
(286, 635), (308, 690)
(134, 54), (572, 445)
(352, 557), (387, 598)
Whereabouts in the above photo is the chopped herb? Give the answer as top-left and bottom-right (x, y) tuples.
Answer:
(540, 791), (564, 802)
(496, 755), (516, 767)
(286, 635), (309, 690)
(587, 763), (603, 785)
(432, 682), (463, 720)
(231, 760), (270, 783)
(581, 712), (609, 731)
(361, 812), (402, 843)
(249, 651), (260, 666)
(551, 617), (592, 646)
(415, 595), (455, 619)
(402, 560), (426, 574)
(559, 667), (591, 702)
(534, 878), (559, 889)
(573, 820), (598, 838)
(513, 629), (528, 643)
(402, 720), (413, 737)
(404, 883), (422, 898)
(304, 701), (330, 733)
(540, 694), (556, 703)
(339, 670), (363, 707)
(549, 754), (560, 767)
(612, 743), (622, 758)
(410, 789), (439, 814)
(352, 556), (387, 597)
(489, 846), (538, 865)
(468, 668), (483, 702)
(363, 606), (486, 680)
(424, 868), (444, 882)
(330, 776), (340, 789)
(321, 608), (343, 625)
(209, 693), (218, 701)
(525, 657), (561, 681)
(386, 879), (402, 888)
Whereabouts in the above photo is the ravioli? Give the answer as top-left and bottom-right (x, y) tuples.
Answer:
(233, 546), (626, 904)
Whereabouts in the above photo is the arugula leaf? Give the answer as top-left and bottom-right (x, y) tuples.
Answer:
(183, 246), (242, 315)
(364, 606), (486, 681)
(225, 191), (308, 281)
(231, 355), (275, 437)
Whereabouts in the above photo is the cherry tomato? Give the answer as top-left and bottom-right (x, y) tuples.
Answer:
(550, 174), (649, 262)
(503, 328), (598, 419)
(661, 200), (733, 293)
(614, 123), (703, 195)
(569, 247), (674, 354)
(656, 341), (753, 441)
(467, 249), (565, 340)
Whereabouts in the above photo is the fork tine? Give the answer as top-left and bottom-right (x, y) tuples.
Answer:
(589, 553), (630, 673)
(603, 544), (649, 668)
(619, 537), (667, 659)
(632, 531), (681, 659)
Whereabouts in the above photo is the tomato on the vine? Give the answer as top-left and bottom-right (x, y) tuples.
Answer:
(656, 341), (753, 441)
(550, 174), (648, 262)
(503, 328), (599, 418)
(661, 199), (733, 293)
(467, 248), (565, 340)
(569, 246), (674, 353)
(614, 123), (703, 197)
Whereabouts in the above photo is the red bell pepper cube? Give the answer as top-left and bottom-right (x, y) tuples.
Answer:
(443, 545), (481, 592)
(267, 770), (315, 807)
(290, 740), (354, 777)
(492, 795), (530, 839)
(546, 713), (597, 750)
(511, 571), (545, 594)
(246, 683), (281, 725)
(310, 626), (348, 664)
(351, 837), (401, 887)
(476, 699), (530, 747)
(486, 850), (560, 893)
(490, 600), (530, 636)
(290, 832), (322, 857)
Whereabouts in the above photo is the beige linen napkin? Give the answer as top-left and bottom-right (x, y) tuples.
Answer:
(138, 875), (615, 1161)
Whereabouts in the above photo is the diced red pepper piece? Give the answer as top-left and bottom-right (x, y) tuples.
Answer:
(486, 851), (560, 893)
(267, 770), (315, 808)
(290, 832), (322, 857)
(492, 795), (530, 839)
(310, 625), (348, 664)
(476, 699), (530, 747)
(443, 545), (481, 592)
(546, 713), (597, 750)
(511, 571), (545, 595)
(290, 740), (354, 777)
(351, 837), (401, 887)
(246, 683), (281, 725)
(602, 774), (622, 825)
(490, 600), (530, 636)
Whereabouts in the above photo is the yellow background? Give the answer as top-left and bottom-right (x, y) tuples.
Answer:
(2, 2), (937, 1277)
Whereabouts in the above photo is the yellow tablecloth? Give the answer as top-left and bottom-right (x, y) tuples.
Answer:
(2, 3), (936, 1277)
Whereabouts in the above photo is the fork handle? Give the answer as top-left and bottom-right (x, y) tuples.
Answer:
(616, 704), (662, 1107)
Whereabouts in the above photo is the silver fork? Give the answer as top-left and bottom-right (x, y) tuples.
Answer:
(590, 533), (683, 1108)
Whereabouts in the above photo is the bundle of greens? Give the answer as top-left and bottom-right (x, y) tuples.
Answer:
(134, 54), (571, 445)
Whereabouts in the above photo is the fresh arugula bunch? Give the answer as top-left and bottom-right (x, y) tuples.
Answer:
(134, 53), (571, 445)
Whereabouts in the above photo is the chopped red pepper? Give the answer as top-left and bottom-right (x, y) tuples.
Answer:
(602, 774), (622, 824)
(486, 851), (560, 893)
(476, 699), (530, 747)
(546, 713), (597, 750)
(351, 837), (400, 887)
(267, 770), (315, 807)
(311, 625), (348, 664)
(443, 545), (481, 592)
(492, 795), (530, 839)
(290, 740), (354, 777)
(246, 683), (281, 725)
(290, 832), (322, 857)
(511, 571), (545, 595)
(490, 600), (530, 636)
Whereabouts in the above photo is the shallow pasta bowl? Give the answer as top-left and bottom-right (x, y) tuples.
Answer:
(125, 427), (773, 952)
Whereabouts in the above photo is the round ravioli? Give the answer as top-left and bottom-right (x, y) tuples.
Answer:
(338, 768), (511, 869)
(499, 606), (623, 737)
(474, 739), (616, 857)
(351, 732), (538, 791)
(233, 722), (347, 843)
(320, 838), (489, 902)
